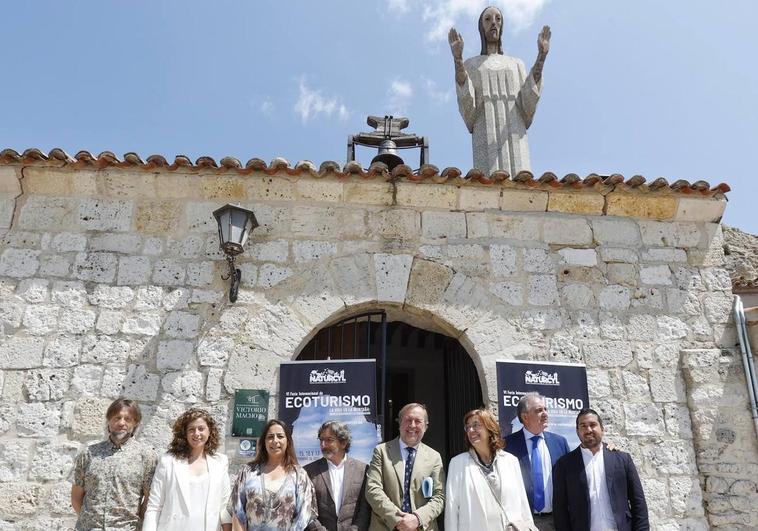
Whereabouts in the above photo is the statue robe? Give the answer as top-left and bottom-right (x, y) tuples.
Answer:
(456, 53), (542, 176)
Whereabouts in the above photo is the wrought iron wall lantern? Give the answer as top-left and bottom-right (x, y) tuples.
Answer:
(213, 204), (258, 302)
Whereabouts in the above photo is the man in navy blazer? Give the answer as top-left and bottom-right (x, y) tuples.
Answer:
(553, 409), (649, 531)
(504, 392), (570, 530)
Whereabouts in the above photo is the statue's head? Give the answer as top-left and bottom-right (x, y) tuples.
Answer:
(478, 5), (504, 55)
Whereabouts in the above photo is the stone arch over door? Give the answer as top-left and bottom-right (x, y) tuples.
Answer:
(221, 252), (541, 413)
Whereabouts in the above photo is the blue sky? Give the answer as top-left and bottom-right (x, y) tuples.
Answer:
(2, 0), (756, 234)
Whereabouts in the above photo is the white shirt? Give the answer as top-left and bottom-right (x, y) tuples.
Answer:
(580, 447), (618, 531)
(187, 473), (210, 531)
(327, 457), (346, 515)
(523, 428), (553, 513)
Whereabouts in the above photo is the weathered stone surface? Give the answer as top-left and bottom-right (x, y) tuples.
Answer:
(458, 186), (499, 210)
(597, 285), (631, 311)
(591, 218), (641, 246)
(161, 370), (204, 402)
(490, 244), (518, 277)
(527, 275), (558, 306)
(0, 248), (40, 278)
(0, 440), (32, 481)
(0, 337), (45, 369)
(28, 441), (79, 480)
(557, 248), (597, 267)
(71, 365), (104, 396)
(374, 253), (413, 303)
(624, 402), (664, 435)
(121, 312), (162, 336)
(16, 279), (49, 303)
(72, 396), (112, 438)
(0, 481), (41, 517)
(675, 197), (726, 222)
(583, 341), (634, 367)
(548, 192), (604, 215)
(23, 369), (71, 401)
(16, 401), (62, 437)
(117, 256), (152, 285)
(396, 182), (457, 209)
(163, 311), (200, 339)
(543, 217), (592, 245)
(405, 259), (454, 309)
(605, 193), (678, 220)
(421, 211), (466, 240)
(488, 214), (541, 240)
(490, 281), (523, 306)
(157, 340), (195, 370)
(640, 265), (672, 285)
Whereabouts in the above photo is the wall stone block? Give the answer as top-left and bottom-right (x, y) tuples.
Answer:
(162, 311), (200, 339)
(606, 192), (679, 220)
(22, 305), (59, 335)
(459, 187), (499, 210)
(396, 182), (457, 209)
(639, 265), (672, 286)
(71, 365), (104, 396)
(121, 312), (161, 336)
(0, 248), (40, 278)
(597, 285), (631, 311)
(0, 481), (41, 518)
(293, 241), (338, 263)
(23, 369), (72, 401)
(489, 244), (518, 277)
(77, 198), (133, 231)
(548, 192), (604, 215)
(152, 259), (186, 286)
(489, 213), (541, 240)
(16, 279), (50, 303)
(527, 274), (559, 306)
(591, 218), (641, 246)
(583, 341), (633, 367)
(543, 217), (592, 245)
(28, 441), (79, 481)
(57, 308), (96, 334)
(490, 281), (524, 306)
(374, 253), (413, 303)
(161, 370), (204, 402)
(0, 440), (32, 481)
(157, 340), (195, 370)
(598, 247), (638, 263)
(39, 254), (71, 278)
(421, 211), (466, 240)
(557, 248), (597, 267)
(16, 401), (62, 437)
(0, 337), (45, 369)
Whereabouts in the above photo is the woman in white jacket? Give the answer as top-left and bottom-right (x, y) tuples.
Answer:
(143, 408), (233, 531)
(445, 408), (534, 531)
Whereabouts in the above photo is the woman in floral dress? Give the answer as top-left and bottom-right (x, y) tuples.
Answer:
(230, 419), (317, 531)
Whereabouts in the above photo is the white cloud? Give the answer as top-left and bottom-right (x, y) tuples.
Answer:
(293, 78), (351, 123)
(259, 97), (274, 115)
(424, 77), (451, 105)
(386, 78), (414, 116)
(387, 0), (412, 14)
(387, 0), (548, 42)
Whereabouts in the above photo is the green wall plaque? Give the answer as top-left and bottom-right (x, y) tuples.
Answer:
(232, 389), (270, 437)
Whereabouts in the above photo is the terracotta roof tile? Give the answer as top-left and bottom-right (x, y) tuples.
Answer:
(0, 147), (731, 197)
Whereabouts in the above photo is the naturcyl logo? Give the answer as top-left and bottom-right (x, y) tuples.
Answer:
(309, 368), (346, 384)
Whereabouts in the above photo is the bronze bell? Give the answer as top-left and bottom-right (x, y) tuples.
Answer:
(370, 139), (404, 171)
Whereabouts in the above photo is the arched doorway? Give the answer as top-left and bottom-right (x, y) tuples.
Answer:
(297, 310), (483, 463)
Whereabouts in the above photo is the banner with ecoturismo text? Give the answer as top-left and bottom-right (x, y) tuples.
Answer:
(496, 359), (589, 449)
(279, 359), (381, 466)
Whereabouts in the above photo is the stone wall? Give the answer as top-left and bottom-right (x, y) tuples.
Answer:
(0, 163), (755, 529)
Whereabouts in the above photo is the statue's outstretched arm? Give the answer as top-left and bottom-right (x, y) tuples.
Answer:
(448, 28), (468, 87)
(530, 25), (551, 84)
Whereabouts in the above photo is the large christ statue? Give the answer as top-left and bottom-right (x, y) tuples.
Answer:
(449, 7), (551, 176)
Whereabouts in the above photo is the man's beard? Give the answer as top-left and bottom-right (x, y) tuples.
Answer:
(109, 429), (134, 444)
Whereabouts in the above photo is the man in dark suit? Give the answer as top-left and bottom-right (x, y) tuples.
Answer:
(305, 421), (371, 531)
(553, 409), (649, 531)
(504, 392), (570, 530)
(365, 403), (445, 531)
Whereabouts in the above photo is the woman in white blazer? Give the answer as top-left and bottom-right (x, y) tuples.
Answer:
(143, 408), (233, 531)
(445, 408), (534, 531)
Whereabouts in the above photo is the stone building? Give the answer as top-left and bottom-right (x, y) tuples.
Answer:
(0, 147), (756, 529)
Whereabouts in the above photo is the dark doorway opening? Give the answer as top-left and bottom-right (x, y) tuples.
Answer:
(297, 311), (483, 464)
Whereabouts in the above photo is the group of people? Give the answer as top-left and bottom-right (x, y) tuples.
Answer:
(72, 394), (649, 531)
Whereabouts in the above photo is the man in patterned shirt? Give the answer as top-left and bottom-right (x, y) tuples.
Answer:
(71, 398), (157, 530)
